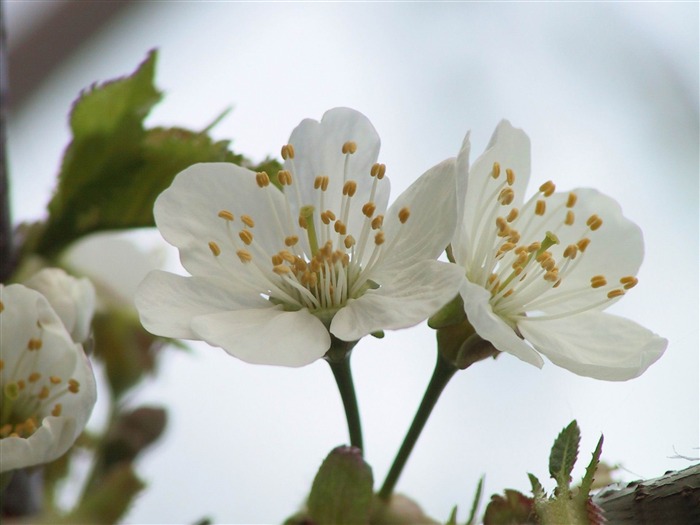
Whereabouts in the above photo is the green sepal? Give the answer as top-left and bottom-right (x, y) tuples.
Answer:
(445, 506), (458, 525)
(549, 420), (580, 491)
(428, 294), (465, 329)
(466, 475), (485, 525)
(483, 489), (534, 525)
(528, 473), (545, 500)
(307, 446), (374, 525)
(576, 434), (604, 503)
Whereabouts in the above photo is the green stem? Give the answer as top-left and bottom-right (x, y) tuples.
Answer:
(326, 346), (364, 453)
(378, 350), (458, 500)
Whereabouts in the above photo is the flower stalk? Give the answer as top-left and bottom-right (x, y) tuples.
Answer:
(325, 337), (363, 453)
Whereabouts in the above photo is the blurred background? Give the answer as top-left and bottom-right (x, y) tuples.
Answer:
(5, 1), (698, 523)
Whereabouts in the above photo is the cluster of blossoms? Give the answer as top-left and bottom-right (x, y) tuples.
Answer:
(1, 269), (97, 473)
(136, 108), (666, 379)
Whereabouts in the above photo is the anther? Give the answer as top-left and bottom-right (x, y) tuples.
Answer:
(539, 181), (556, 197)
(281, 144), (295, 160)
(28, 372), (41, 383)
(342, 141), (357, 154)
(68, 379), (80, 394)
(535, 200), (546, 216)
(505, 168), (515, 186)
(218, 210), (234, 221)
(507, 208), (519, 222)
(577, 238), (591, 252)
(273, 265), (291, 275)
(371, 215), (384, 230)
(620, 276), (638, 289)
(491, 162), (501, 179)
(285, 236), (299, 247)
(496, 217), (508, 232)
(334, 221), (347, 235)
(279, 250), (295, 263)
(241, 215), (255, 228)
(566, 192), (577, 208)
(208, 241), (221, 257)
(591, 275), (607, 288)
(565, 210), (575, 226)
(278, 170), (293, 186)
(586, 214), (603, 231)
(375, 232), (385, 245)
(544, 270), (559, 282)
(255, 172), (271, 188)
(314, 176), (329, 191)
(52, 404), (63, 417)
(498, 188), (515, 205)
(371, 163), (386, 179)
(398, 207), (410, 224)
(237, 250), (253, 263)
(38, 386), (50, 399)
(298, 215), (308, 229)
(362, 202), (376, 218)
(344, 235), (356, 249)
(563, 244), (578, 259)
(272, 254), (284, 266)
(607, 289), (625, 299)
(28, 338), (42, 351)
(50, 376), (61, 384)
(343, 181), (357, 197)
(239, 230), (254, 245)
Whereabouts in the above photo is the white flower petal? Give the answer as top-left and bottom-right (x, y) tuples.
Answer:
(0, 285), (96, 472)
(331, 260), (466, 341)
(377, 159), (457, 276)
(135, 270), (269, 340)
(455, 120), (531, 269)
(191, 308), (330, 367)
(518, 311), (667, 381)
(287, 107), (388, 239)
(460, 280), (544, 368)
(24, 268), (96, 343)
(154, 162), (288, 275)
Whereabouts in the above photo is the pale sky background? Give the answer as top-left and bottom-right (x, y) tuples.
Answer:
(6, 2), (699, 524)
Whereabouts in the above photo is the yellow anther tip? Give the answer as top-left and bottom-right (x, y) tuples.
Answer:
(398, 207), (410, 224)
(218, 210), (234, 221)
(208, 241), (221, 257)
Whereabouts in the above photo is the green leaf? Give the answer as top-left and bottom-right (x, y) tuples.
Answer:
(307, 446), (374, 525)
(577, 434), (604, 503)
(465, 476), (484, 525)
(528, 473), (546, 500)
(549, 420), (580, 490)
(34, 51), (239, 256)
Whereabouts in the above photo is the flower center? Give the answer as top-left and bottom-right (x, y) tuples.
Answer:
(468, 162), (638, 324)
(207, 142), (411, 319)
(0, 302), (82, 440)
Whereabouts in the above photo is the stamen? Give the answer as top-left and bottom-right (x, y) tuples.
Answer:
(241, 215), (255, 228)
(586, 214), (603, 231)
(342, 141), (357, 154)
(375, 232), (385, 245)
(566, 192), (577, 207)
(491, 162), (501, 179)
(51, 404), (63, 417)
(362, 202), (376, 217)
(208, 242), (221, 256)
(239, 230), (254, 245)
(371, 215), (384, 230)
(314, 176), (329, 191)
(577, 238), (591, 252)
(398, 207), (410, 224)
(565, 210), (575, 225)
(506, 168), (515, 185)
(498, 187), (515, 205)
(285, 236), (299, 247)
(281, 144), (295, 160)
(507, 208), (519, 222)
(539, 180), (556, 197)
(371, 163), (386, 179)
(563, 244), (578, 259)
(237, 250), (253, 263)
(343, 181), (358, 197)
(273, 265), (291, 275)
(255, 171), (271, 188)
(535, 200), (546, 216)
(28, 338), (42, 351)
(278, 170), (293, 186)
(620, 276), (638, 289)
(590, 275), (607, 288)
(344, 236), (356, 249)
(218, 210), (234, 221)
(607, 289), (625, 299)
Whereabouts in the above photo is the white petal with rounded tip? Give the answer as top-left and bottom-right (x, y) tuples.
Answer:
(518, 311), (667, 380)
(459, 280), (544, 368)
(376, 159), (457, 276)
(331, 260), (466, 341)
(0, 285), (97, 472)
(24, 268), (96, 344)
(455, 120), (531, 270)
(286, 107), (389, 242)
(191, 308), (330, 367)
(154, 163), (289, 276)
(135, 270), (269, 340)
(525, 188), (643, 314)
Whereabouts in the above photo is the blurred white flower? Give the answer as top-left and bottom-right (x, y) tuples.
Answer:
(0, 283), (97, 472)
(136, 107), (464, 367)
(24, 268), (96, 343)
(451, 121), (667, 380)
